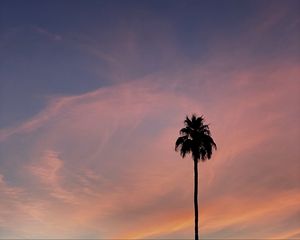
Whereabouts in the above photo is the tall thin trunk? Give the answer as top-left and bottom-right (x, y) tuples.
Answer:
(194, 159), (199, 240)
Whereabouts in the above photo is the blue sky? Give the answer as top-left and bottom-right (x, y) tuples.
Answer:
(1, 0), (299, 127)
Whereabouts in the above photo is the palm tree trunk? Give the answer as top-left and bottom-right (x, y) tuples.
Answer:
(194, 159), (199, 240)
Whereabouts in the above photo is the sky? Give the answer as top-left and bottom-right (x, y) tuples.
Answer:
(0, 0), (299, 239)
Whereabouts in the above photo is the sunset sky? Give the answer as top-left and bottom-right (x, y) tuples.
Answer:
(0, 0), (300, 239)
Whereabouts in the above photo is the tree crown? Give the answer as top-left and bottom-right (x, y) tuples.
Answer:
(175, 114), (217, 161)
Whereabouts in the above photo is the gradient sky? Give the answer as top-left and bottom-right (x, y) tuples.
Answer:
(0, 0), (300, 239)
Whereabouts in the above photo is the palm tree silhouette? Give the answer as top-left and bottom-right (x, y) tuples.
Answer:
(175, 114), (217, 240)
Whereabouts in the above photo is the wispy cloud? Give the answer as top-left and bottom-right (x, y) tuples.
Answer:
(29, 150), (77, 204)
(0, 56), (299, 238)
(34, 26), (62, 41)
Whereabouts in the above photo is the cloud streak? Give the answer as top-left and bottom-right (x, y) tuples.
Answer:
(1, 56), (299, 238)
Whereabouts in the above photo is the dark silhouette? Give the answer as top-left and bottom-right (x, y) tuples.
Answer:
(175, 114), (217, 240)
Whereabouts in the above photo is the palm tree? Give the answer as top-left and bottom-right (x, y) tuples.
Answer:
(175, 114), (217, 240)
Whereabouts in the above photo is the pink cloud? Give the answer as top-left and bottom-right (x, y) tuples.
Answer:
(0, 57), (299, 238)
(28, 150), (77, 204)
